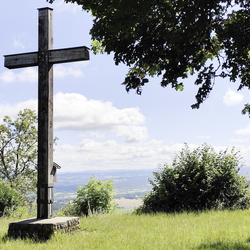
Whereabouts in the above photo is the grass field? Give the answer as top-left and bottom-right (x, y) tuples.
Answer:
(1, 210), (250, 249)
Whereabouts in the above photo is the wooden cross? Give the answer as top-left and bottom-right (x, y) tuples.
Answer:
(4, 8), (89, 219)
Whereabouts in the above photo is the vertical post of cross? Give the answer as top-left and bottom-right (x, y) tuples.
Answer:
(4, 7), (89, 219)
(37, 7), (54, 219)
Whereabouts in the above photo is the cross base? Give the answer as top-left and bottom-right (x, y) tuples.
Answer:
(8, 217), (80, 241)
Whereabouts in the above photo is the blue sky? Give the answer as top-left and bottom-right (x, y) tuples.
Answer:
(1, 0), (250, 172)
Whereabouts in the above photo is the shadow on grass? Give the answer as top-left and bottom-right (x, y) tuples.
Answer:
(1, 233), (51, 243)
(197, 240), (250, 250)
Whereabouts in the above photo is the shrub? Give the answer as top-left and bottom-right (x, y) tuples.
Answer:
(137, 144), (250, 213)
(0, 180), (22, 217)
(62, 176), (116, 216)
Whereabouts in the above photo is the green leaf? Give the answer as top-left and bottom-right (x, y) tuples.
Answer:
(175, 84), (184, 91)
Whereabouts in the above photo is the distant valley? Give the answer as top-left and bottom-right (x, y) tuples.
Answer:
(54, 169), (156, 210)
(53, 166), (250, 211)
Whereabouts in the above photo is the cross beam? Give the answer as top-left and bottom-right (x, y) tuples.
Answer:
(4, 8), (89, 219)
(5, 46), (89, 69)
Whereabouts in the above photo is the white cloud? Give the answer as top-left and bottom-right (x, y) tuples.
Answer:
(229, 137), (249, 143)
(54, 64), (86, 78)
(54, 92), (146, 136)
(0, 68), (37, 83)
(0, 93), (146, 143)
(3, 93), (250, 172)
(115, 125), (148, 142)
(17, 68), (37, 82)
(54, 139), (172, 171)
(56, 141), (250, 172)
(0, 63), (86, 84)
(235, 124), (250, 135)
(0, 71), (15, 83)
(0, 99), (37, 121)
(223, 89), (244, 106)
(159, 143), (199, 159)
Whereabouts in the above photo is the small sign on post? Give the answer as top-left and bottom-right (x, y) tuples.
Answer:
(52, 162), (61, 182)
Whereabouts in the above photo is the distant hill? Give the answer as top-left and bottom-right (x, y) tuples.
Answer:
(53, 166), (250, 211)
(53, 169), (156, 210)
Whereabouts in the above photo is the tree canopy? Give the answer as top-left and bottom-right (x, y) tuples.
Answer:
(0, 109), (37, 195)
(48, 0), (249, 110)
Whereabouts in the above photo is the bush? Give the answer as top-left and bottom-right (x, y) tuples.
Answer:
(62, 176), (116, 216)
(0, 180), (22, 217)
(137, 144), (250, 213)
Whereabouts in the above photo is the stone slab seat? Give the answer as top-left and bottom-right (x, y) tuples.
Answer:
(8, 216), (80, 240)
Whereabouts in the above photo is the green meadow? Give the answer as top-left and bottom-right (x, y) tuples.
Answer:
(1, 210), (250, 249)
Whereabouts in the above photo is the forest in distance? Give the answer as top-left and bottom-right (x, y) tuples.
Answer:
(53, 166), (250, 211)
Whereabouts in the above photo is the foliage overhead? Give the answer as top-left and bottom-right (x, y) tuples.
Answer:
(0, 109), (37, 196)
(48, 0), (250, 110)
(137, 144), (250, 213)
(62, 176), (116, 216)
